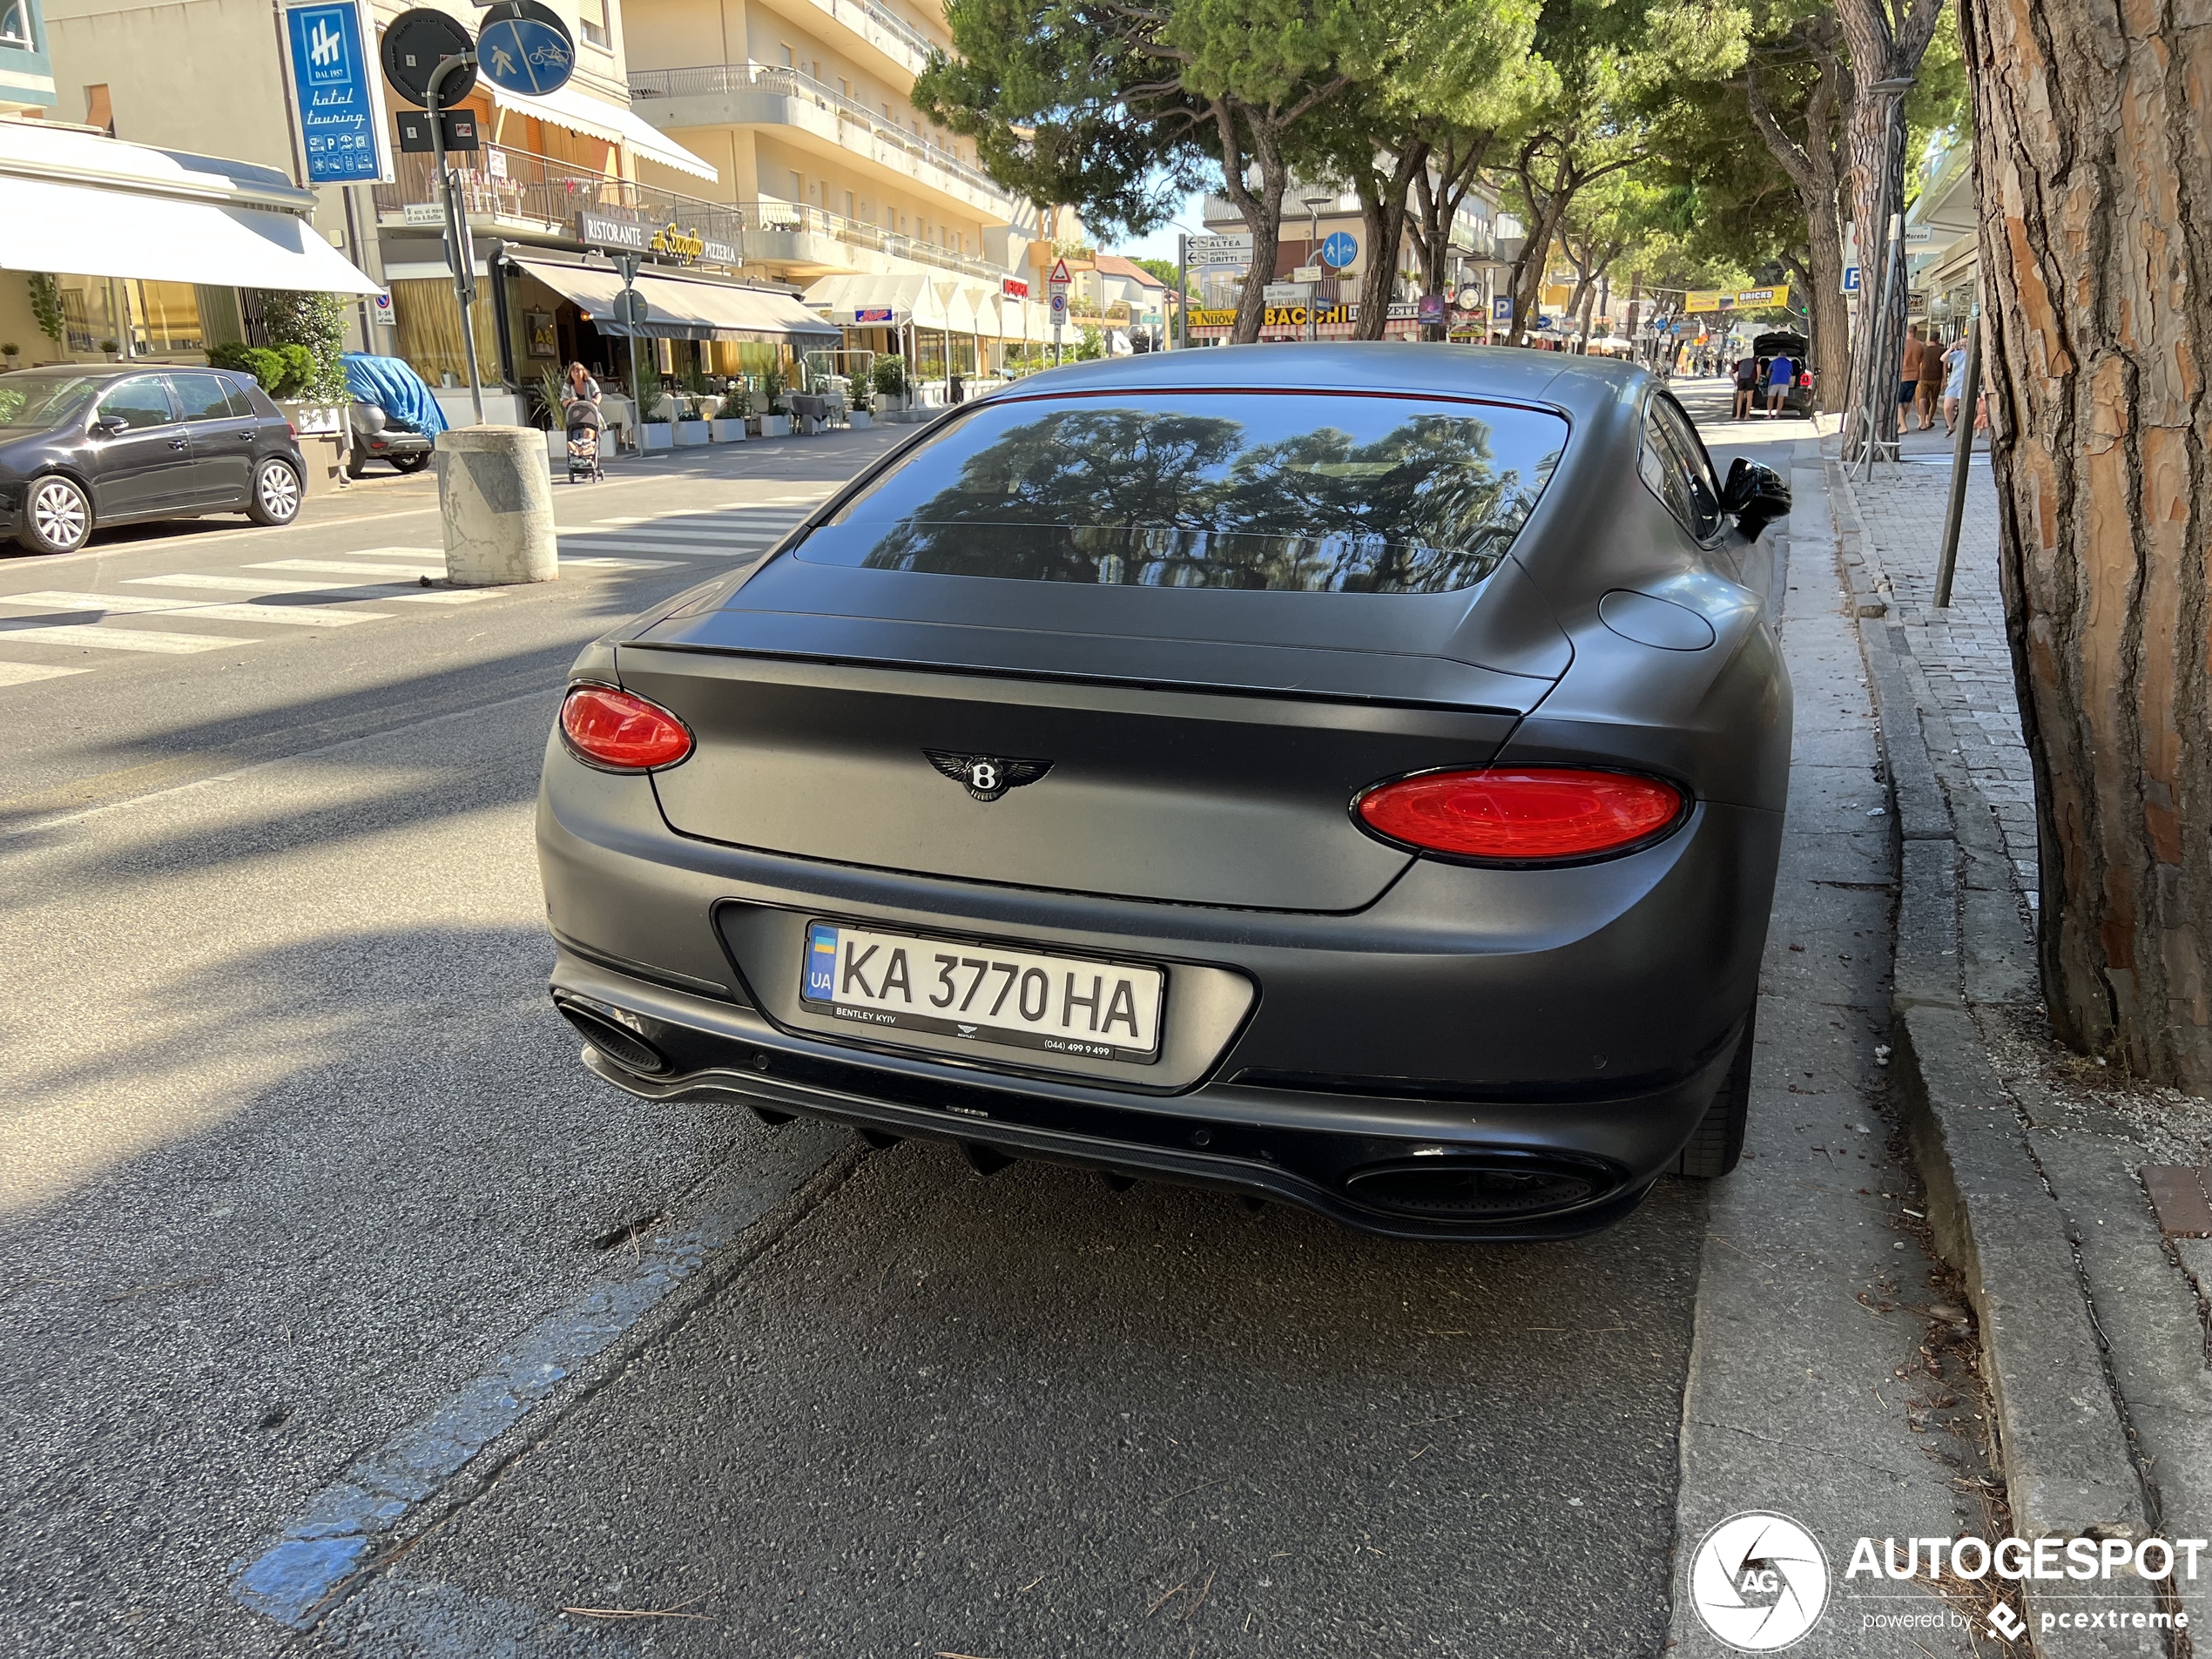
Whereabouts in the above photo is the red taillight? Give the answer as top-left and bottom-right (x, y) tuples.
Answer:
(559, 685), (692, 771)
(1355, 768), (1685, 862)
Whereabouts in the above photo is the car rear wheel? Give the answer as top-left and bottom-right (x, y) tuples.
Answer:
(344, 448), (367, 480)
(391, 454), (429, 474)
(1672, 1002), (1756, 1178)
(247, 458), (303, 525)
(18, 475), (92, 555)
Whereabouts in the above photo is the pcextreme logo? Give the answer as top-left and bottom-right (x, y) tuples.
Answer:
(1689, 1512), (1831, 1650)
(1687, 1513), (2207, 1650)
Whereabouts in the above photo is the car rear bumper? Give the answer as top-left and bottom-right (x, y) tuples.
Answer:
(537, 735), (1784, 1240)
(551, 946), (1737, 1240)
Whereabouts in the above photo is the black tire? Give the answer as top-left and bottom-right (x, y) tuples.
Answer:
(17, 473), (93, 555)
(1672, 1002), (1757, 1178)
(391, 453), (430, 474)
(344, 448), (367, 480)
(246, 457), (303, 526)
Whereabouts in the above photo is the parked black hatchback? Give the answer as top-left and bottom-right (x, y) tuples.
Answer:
(0, 365), (308, 555)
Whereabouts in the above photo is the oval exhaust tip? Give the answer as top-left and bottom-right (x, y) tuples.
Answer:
(1344, 1157), (1613, 1220)
(556, 999), (671, 1077)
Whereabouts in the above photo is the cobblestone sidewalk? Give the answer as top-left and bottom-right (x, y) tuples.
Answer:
(1835, 437), (2040, 920)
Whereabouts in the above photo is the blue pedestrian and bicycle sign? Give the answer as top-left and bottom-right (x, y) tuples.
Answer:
(1320, 231), (1358, 270)
(475, 0), (575, 96)
(284, 0), (388, 185)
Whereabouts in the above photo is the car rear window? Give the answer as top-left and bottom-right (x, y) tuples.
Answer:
(796, 391), (1568, 593)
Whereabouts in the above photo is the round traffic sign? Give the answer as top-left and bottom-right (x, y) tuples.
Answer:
(1320, 230), (1358, 270)
(380, 8), (475, 108)
(475, 0), (575, 96)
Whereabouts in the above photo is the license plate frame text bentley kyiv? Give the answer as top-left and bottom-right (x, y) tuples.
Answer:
(536, 344), (1793, 1239)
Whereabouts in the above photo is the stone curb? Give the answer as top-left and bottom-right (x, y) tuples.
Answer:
(1827, 462), (2159, 1650)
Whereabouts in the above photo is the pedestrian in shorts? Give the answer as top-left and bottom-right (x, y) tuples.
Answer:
(1733, 353), (1760, 421)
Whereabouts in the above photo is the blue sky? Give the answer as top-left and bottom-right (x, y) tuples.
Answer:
(1102, 189), (1211, 263)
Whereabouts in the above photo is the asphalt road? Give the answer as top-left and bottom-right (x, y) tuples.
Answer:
(1, 388), (1973, 1658)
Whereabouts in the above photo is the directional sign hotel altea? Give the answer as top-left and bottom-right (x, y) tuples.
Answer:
(380, 7), (475, 106)
(475, 0), (575, 96)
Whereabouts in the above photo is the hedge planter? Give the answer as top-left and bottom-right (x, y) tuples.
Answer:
(638, 423), (674, 452)
(544, 430), (567, 464)
(757, 415), (791, 438)
(673, 420), (711, 447)
(847, 411), (873, 429)
(708, 418), (747, 443)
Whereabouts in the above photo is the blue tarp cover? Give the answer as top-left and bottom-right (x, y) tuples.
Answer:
(341, 353), (448, 436)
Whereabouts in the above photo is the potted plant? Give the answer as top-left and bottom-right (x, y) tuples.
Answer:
(846, 376), (873, 429)
(673, 366), (711, 446)
(708, 381), (747, 443)
(101, 337), (123, 362)
(634, 361), (673, 451)
(872, 353), (907, 416)
(757, 366), (790, 438)
(1, 343), (17, 370)
(534, 365), (569, 462)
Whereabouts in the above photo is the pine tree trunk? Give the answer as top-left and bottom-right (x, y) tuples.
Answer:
(1961, 0), (2212, 1086)
(1837, 85), (1907, 455)
(1213, 105), (1286, 347)
(1803, 203), (1849, 412)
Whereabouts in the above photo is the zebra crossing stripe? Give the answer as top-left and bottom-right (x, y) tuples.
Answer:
(0, 622), (252, 653)
(252, 558), (449, 579)
(0, 662), (91, 685)
(127, 574), (497, 605)
(0, 590), (389, 627)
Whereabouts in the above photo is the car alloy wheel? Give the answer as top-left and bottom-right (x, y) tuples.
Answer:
(27, 475), (91, 552)
(251, 459), (302, 524)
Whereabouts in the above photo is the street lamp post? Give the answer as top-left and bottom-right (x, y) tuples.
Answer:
(1301, 192), (1332, 342)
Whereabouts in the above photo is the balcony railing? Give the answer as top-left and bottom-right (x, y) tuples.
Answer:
(820, 0), (943, 64)
(371, 141), (1014, 285)
(627, 62), (1012, 205)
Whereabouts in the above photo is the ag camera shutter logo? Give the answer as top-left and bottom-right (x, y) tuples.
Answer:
(1689, 1512), (1831, 1650)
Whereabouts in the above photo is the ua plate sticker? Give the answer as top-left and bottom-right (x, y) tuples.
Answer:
(799, 921), (1163, 1062)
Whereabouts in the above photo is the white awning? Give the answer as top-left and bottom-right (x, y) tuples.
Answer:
(805, 273), (1042, 339)
(515, 255), (836, 341)
(0, 173), (381, 293)
(487, 83), (718, 183)
(0, 121), (381, 294)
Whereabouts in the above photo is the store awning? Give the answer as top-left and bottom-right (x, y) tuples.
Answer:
(486, 83), (718, 183)
(805, 273), (1047, 339)
(0, 124), (381, 294)
(512, 255), (837, 342)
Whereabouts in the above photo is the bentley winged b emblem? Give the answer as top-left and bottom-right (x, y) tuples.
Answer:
(924, 750), (1053, 803)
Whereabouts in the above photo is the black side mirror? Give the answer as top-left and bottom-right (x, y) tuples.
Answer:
(1722, 456), (1791, 537)
(91, 414), (127, 437)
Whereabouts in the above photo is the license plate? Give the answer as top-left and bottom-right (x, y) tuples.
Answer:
(800, 921), (1163, 1063)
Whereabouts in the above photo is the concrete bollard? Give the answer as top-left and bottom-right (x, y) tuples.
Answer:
(434, 426), (558, 586)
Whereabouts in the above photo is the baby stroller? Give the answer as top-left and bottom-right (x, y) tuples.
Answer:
(564, 399), (604, 483)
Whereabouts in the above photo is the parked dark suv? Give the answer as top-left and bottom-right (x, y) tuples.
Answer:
(0, 365), (308, 555)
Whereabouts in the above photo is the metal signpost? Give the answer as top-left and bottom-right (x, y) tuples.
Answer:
(380, 4), (573, 427)
(1933, 300), (1984, 608)
(282, 0), (390, 185)
(1049, 257), (1069, 362)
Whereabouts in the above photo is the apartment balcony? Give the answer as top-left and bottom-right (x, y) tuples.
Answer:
(757, 0), (947, 79)
(369, 142), (1014, 285)
(628, 62), (1021, 223)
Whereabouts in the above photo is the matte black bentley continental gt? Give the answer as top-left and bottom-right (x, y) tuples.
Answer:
(536, 345), (1793, 1239)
